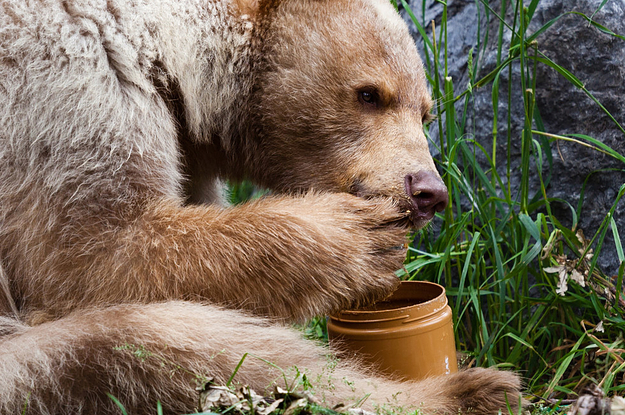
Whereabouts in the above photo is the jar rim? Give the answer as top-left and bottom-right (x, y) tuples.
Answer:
(330, 280), (448, 323)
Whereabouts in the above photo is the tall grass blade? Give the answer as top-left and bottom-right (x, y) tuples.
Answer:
(106, 394), (129, 415)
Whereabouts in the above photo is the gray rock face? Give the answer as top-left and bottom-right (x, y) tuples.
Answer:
(401, 0), (625, 274)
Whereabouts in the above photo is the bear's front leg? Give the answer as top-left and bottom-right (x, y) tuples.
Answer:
(31, 192), (408, 321)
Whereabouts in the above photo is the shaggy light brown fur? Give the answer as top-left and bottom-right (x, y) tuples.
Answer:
(0, 0), (521, 413)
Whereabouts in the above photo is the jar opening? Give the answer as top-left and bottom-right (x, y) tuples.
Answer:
(337, 281), (446, 317)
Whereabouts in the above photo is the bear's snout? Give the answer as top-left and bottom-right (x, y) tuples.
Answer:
(404, 171), (448, 222)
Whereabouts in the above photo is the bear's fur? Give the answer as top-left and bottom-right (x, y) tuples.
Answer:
(0, 0), (522, 413)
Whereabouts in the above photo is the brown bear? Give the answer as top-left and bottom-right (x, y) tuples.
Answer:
(0, 0), (521, 413)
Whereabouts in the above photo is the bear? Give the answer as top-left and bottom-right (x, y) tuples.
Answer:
(0, 0), (522, 413)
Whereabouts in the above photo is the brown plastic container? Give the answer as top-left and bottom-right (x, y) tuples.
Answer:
(328, 281), (458, 381)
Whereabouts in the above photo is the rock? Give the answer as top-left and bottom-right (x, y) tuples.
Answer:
(401, 0), (625, 275)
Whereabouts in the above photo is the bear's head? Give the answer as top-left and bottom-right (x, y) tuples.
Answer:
(249, 0), (447, 229)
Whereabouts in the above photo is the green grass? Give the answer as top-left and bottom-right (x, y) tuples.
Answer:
(399, 0), (625, 407)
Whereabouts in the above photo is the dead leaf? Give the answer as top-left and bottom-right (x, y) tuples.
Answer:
(566, 384), (610, 415)
(257, 398), (284, 415)
(612, 396), (625, 415)
(347, 409), (376, 415)
(571, 269), (586, 287)
(557, 268), (569, 296)
(595, 321), (605, 333)
(283, 398), (308, 415)
(200, 385), (242, 412)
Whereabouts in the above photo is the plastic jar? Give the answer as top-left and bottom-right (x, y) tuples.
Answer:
(328, 280), (458, 381)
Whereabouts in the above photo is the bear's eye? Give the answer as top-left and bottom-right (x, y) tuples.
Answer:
(358, 89), (379, 107)
(361, 91), (374, 102)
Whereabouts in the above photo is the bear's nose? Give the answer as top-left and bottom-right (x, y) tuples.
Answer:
(404, 171), (448, 220)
